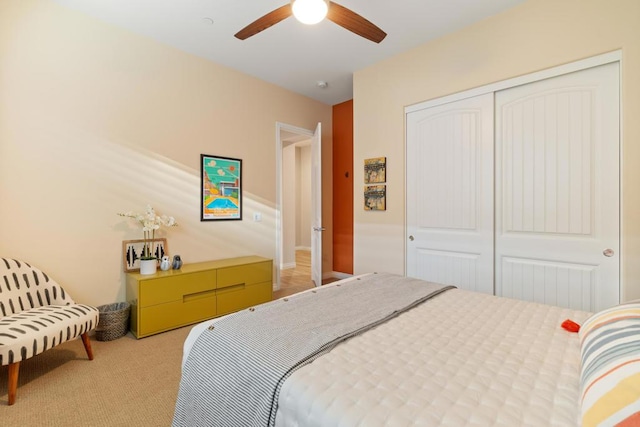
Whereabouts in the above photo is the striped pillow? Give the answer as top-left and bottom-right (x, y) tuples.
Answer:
(579, 303), (640, 427)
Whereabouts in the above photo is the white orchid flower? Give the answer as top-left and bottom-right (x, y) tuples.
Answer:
(118, 206), (178, 260)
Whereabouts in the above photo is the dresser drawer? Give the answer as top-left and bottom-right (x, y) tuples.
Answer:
(139, 270), (216, 307)
(217, 261), (271, 289)
(217, 281), (272, 316)
(138, 293), (216, 337)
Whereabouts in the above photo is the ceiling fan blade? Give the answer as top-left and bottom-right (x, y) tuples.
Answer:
(235, 4), (293, 40)
(326, 2), (386, 43)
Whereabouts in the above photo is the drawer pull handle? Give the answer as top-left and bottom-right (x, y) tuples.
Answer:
(183, 289), (216, 303)
(218, 283), (246, 292)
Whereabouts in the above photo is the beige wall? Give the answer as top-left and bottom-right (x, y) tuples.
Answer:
(283, 143), (297, 267)
(353, 0), (640, 301)
(0, 0), (332, 306)
(296, 145), (312, 249)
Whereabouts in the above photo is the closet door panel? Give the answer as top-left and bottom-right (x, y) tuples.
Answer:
(495, 62), (619, 312)
(500, 257), (595, 310)
(406, 93), (494, 294)
(414, 249), (479, 291)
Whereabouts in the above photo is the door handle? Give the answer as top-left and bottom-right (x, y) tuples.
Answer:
(313, 226), (326, 232)
(603, 248), (615, 257)
(409, 235), (415, 241)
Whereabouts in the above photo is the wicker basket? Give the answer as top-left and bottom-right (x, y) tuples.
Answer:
(95, 302), (131, 341)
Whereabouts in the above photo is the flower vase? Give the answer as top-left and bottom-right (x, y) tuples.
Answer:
(139, 259), (157, 275)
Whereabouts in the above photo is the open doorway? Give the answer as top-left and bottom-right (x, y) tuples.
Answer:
(275, 122), (322, 292)
(281, 139), (312, 288)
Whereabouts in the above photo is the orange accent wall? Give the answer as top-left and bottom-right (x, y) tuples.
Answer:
(332, 100), (354, 274)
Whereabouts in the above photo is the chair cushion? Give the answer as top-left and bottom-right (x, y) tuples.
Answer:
(0, 304), (99, 365)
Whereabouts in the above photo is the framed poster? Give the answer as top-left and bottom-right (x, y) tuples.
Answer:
(201, 154), (242, 221)
(364, 157), (386, 184)
(364, 185), (386, 211)
(122, 238), (168, 272)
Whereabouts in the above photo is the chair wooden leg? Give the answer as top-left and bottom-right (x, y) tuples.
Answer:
(8, 362), (19, 406)
(80, 332), (94, 361)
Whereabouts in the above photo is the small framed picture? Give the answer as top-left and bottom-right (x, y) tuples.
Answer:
(122, 238), (168, 272)
(364, 185), (386, 211)
(201, 154), (242, 221)
(364, 157), (386, 184)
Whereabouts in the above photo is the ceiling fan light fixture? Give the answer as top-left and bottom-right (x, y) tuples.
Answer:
(291, 0), (329, 25)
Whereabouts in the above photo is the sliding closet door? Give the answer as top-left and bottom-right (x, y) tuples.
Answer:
(406, 93), (494, 294)
(495, 62), (619, 312)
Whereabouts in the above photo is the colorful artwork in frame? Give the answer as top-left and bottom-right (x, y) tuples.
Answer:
(364, 185), (386, 211)
(122, 238), (168, 272)
(201, 154), (242, 221)
(364, 157), (386, 184)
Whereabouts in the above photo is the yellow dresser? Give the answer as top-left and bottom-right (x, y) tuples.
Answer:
(126, 256), (272, 338)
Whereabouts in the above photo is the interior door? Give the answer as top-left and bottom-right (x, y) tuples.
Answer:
(311, 122), (323, 287)
(406, 93), (494, 294)
(495, 62), (620, 312)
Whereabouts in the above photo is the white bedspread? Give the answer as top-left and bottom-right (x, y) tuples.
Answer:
(183, 277), (591, 426)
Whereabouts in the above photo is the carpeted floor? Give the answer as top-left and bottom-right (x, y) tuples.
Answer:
(0, 326), (191, 426)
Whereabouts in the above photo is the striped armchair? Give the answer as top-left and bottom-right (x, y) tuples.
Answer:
(0, 258), (99, 405)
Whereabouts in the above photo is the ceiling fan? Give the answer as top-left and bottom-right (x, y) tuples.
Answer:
(235, 0), (387, 43)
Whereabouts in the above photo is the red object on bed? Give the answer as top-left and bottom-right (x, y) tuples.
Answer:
(561, 319), (581, 333)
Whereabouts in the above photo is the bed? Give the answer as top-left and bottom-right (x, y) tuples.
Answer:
(173, 273), (640, 427)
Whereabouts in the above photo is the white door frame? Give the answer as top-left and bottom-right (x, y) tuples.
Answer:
(275, 122), (315, 290)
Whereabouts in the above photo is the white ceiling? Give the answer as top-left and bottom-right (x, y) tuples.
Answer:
(50, 0), (526, 105)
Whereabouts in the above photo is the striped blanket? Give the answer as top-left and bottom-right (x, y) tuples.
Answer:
(172, 273), (453, 427)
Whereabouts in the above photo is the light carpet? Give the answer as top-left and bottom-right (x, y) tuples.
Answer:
(0, 326), (191, 426)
